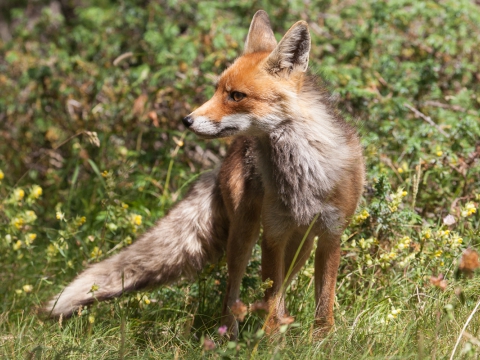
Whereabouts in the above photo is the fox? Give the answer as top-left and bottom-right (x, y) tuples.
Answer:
(45, 10), (364, 338)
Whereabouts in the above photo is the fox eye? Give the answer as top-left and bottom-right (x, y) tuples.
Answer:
(229, 91), (246, 102)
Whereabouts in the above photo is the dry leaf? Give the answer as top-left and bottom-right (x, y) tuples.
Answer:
(430, 274), (447, 291)
(133, 94), (148, 116)
(459, 248), (480, 277)
(148, 111), (159, 127)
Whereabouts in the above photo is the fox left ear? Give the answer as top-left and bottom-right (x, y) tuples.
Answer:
(244, 10), (277, 54)
(265, 21), (311, 75)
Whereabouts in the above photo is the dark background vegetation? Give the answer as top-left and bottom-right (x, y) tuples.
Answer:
(1, 0), (479, 358)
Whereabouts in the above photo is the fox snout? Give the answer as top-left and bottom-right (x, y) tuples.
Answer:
(182, 115), (194, 128)
(182, 109), (253, 139)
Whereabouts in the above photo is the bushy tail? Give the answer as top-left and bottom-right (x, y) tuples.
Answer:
(46, 170), (228, 317)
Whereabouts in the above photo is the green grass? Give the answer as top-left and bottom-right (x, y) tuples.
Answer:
(1, 0), (480, 358)
(2, 264), (480, 358)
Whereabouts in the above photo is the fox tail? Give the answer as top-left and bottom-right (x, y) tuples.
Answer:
(46, 170), (228, 317)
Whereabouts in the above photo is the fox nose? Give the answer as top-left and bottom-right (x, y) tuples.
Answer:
(183, 115), (194, 128)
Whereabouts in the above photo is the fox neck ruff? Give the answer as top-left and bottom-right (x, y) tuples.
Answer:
(255, 77), (360, 228)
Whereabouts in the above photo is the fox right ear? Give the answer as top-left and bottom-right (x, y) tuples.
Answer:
(244, 10), (277, 54)
(265, 21), (311, 75)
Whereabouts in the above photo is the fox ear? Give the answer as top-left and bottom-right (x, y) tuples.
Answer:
(265, 21), (311, 75)
(244, 10), (277, 54)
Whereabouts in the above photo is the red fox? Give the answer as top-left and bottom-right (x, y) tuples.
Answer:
(46, 10), (364, 338)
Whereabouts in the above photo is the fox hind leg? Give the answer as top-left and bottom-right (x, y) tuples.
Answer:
(314, 230), (341, 336)
(284, 231), (316, 288)
(262, 229), (315, 334)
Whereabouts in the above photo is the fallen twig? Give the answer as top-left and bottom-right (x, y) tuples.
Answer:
(404, 103), (449, 137)
(450, 299), (480, 360)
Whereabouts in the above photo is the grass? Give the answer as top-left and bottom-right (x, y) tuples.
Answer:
(2, 270), (480, 358)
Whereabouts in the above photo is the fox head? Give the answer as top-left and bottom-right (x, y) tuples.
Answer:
(183, 10), (311, 138)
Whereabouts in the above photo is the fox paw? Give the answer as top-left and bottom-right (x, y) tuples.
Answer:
(312, 318), (334, 340)
(264, 315), (295, 335)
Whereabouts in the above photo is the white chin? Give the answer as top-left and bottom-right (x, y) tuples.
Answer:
(189, 114), (252, 138)
(192, 128), (239, 139)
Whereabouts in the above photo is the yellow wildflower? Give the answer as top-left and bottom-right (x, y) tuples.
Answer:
(90, 246), (102, 259)
(25, 210), (37, 222)
(358, 238), (367, 249)
(13, 240), (23, 251)
(385, 308), (401, 323)
(391, 308), (401, 316)
(0, 169), (4, 180)
(47, 244), (58, 257)
(434, 249), (443, 257)
(352, 209), (370, 225)
(56, 211), (65, 221)
(438, 230), (450, 237)
(101, 170), (109, 177)
(90, 284), (99, 292)
(22, 284), (33, 293)
(25, 233), (37, 245)
(436, 151), (443, 157)
(13, 188), (25, 201)
(132, 214), (142, 226)
(74, 216), (85, 227)
(461, 202), (477, 217)
(423, 229), (432, 239)
(397, 236), (411, 250)
(31, 185), (43, 199)
(122, 203), (129, 209)
(88, 315), (95, 324)
(450, 234), (463, 249)
(15, 289), (23, 295)
(365, 254), (373, 266)
(12, 217), (24, 229)
(143, 295), (150, 305)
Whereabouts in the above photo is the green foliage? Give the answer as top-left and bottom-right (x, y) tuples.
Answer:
(0, 0), (479, 358)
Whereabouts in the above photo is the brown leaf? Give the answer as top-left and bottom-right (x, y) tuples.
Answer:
(148, 111), (159, 127)
(459, 248), (480, 277)
(133, 94), (148, 116)
(430, 274), (447, 291)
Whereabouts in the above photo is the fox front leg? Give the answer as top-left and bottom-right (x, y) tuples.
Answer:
(219, 137), (263, 339)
